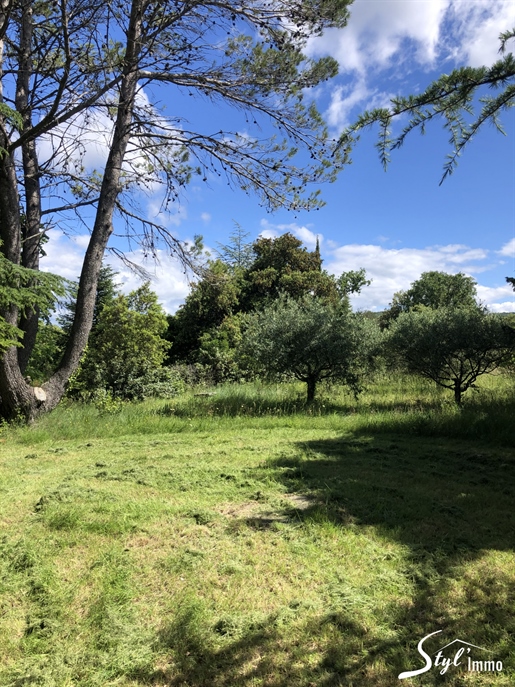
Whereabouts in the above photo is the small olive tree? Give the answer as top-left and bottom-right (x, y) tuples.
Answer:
(387, 308), (515, 404)
(240, 296), (380, 402)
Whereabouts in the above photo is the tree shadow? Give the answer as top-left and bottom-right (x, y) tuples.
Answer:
(280, 434), (515, 554)
(125, 433), (515, 686)
(128, 571), (515, 686)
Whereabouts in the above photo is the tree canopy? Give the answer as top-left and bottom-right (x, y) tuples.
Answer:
(0, 0), (353, 419)
(380, 271), (480, 329)
(69, 282), (170, 400)
(167, 232), (366, 363)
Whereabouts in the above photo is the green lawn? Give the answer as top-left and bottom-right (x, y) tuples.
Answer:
(1, 375), (514, 686)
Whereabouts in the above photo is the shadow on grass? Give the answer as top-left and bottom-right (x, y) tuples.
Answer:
(274, 433), (515, 684)
(135, 573), (515, 687)
(356, 395), (515, 446)
(125, 433), (514, 686)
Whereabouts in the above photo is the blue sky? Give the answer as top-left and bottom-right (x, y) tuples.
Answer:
(41, 0), (515, 313)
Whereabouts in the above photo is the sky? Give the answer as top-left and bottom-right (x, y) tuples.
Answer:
(40, 0), (515, 314)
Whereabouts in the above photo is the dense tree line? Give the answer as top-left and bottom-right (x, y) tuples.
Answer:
(27, 267), (177, 402)
(17, 238), (515, 408)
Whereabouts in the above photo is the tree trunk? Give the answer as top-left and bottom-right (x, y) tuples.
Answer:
(0, 347), (36, 420)
(454, 383), (462, 405)
(16, 0), (42, 373)
(306, 377), (317, 403)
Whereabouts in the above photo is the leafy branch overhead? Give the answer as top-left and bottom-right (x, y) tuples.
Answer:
(338, 29), (515, 184)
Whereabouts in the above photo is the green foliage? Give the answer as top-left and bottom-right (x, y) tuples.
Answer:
(386, 307), (515, 404)
(247, 233), (322, 274)
(197, 315), (249, 384)
(341, 30), (515, 182)
(168, 233), (362, 366)
(68, 283), (171, 400)
(167, 260), (242, 363)
(0, 0), (356, 420)
(25, 323), (65, 384)
(58, 264), (120, 335)
(380, 271), (480, 329)
(240, 296), (380, 402)
(0, 102), (23, 133)
(240, 233), (334, 313)
(91, 389), (126, 415)
(336, 268), (372, 310)
(0, 249), (65, 354)
(337, 268), (371, 297)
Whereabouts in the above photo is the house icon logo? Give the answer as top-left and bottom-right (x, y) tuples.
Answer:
(399, 631), (504, 679)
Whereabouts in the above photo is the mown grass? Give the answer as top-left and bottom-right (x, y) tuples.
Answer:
(0, 372), (514, 686)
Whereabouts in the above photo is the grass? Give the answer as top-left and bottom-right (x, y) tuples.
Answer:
(0, 372), (514, 686)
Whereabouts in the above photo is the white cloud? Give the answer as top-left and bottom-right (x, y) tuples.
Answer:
(40, 230), (88, 281)
(256, 224), (509, 310)
(38, 107), (114, 173)
(311, 0), (511, 75)
(40, 230), (191, 313)
(447, 0), (515, 66)
(308, 0), (450, 75)
(306, 0), (513, 131)
(477, 284), (515, 312)
(39, 229), (515, 318)
(499, 238), (515, 257)
(259, 227), (280, 240)
(324, 242), (491, 310)
(201, 212), (212, 224)
(147, 199), (187, 228)
(259, 219), (321, 249)
(108, 249), (191, 313)
(487, 301), (515, 313)
(326, 79), (395, 130)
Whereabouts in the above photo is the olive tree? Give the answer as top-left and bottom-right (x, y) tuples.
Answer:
(240, 296), (380, 403)
(0, 0), (352, 420)
(387, 308), (515, 404)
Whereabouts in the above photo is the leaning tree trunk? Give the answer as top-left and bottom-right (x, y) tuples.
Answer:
(0, 0), (144, 421)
